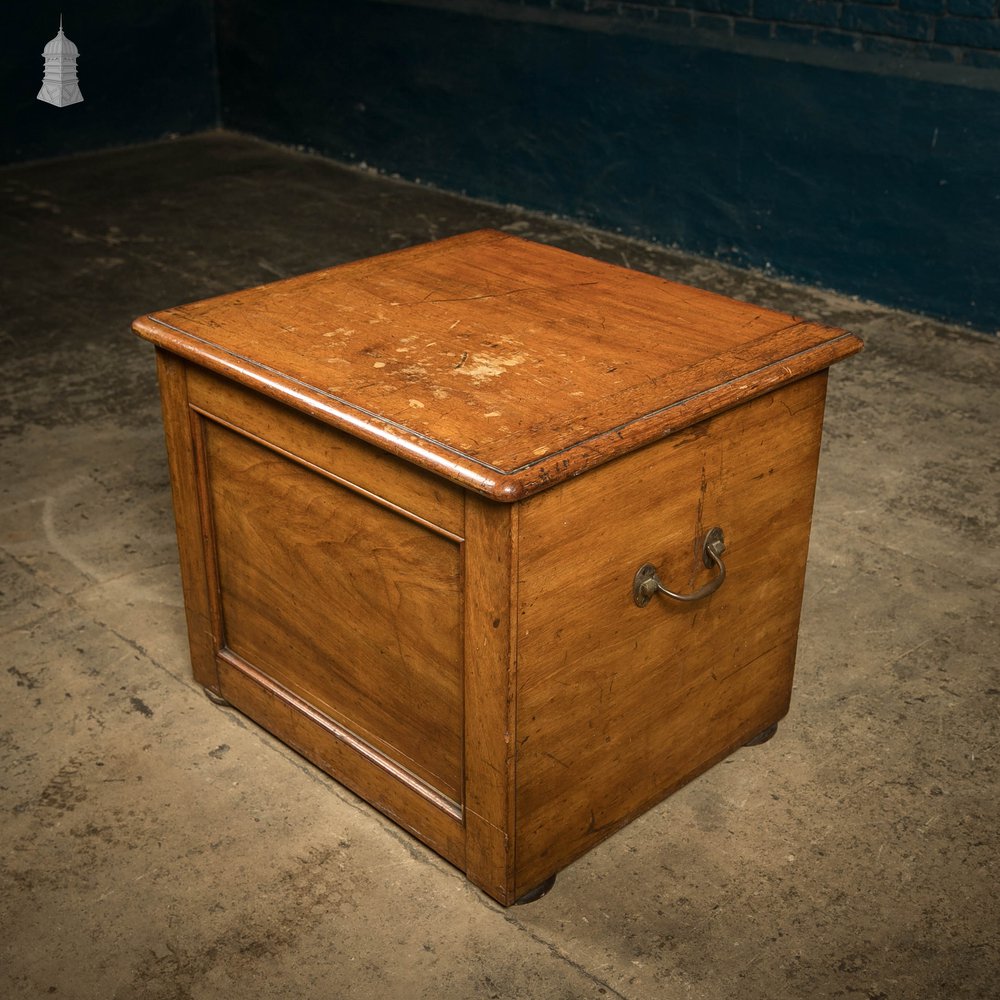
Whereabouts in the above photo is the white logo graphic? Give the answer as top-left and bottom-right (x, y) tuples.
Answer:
(37, 15), (83, 108)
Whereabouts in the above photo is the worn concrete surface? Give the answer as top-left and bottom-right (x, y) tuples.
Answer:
(1, 132), (997, 999)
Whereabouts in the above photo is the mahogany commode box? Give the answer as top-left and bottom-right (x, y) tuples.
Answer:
(134, 231), (861, 905)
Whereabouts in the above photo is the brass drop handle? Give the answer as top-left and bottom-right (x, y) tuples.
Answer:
(633, 527), (727, 607)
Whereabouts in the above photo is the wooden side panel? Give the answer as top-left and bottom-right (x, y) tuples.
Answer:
(463, 495), (518, 904)
(154, 349), (221, 693)
(514, 373), (829, 894)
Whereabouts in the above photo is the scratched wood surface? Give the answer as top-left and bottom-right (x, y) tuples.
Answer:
(134, 230), (862, 500)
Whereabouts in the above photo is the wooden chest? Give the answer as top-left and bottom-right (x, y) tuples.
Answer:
(134, 231), (861, 905)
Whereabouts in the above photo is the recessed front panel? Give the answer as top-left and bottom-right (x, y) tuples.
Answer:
(201, 418), (464, 806)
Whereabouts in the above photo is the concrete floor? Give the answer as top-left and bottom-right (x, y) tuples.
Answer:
(1, 132), (997, 1000)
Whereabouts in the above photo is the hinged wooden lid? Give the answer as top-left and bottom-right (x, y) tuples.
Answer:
(133, 230), (862, 501)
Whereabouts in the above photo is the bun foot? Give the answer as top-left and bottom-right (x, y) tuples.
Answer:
(744, 722), (778, 747)
(203, 686), (230, 707)
(514, 874), (556, 905)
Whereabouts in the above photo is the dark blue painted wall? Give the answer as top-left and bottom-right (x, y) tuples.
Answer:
(0, 2), (218, 164)
(3, 1), (997, 331)
(217, 0), (1000, 331)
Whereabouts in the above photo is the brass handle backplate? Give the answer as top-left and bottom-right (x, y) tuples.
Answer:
(632, 527), (727, 607)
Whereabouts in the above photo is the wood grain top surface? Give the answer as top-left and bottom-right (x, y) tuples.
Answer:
(134, 230), (862, 500)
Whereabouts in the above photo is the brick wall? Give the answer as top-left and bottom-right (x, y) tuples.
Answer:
(510, 0), (1000, 68)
